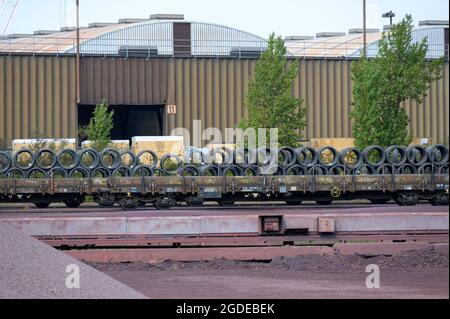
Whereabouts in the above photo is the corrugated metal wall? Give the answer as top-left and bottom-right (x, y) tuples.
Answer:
(166, 59), (255, 136)
(403, 62), (449, 144)
(79, 57), (168, 105)
(166, 59), (449, 144)
(1, 56), (448, 147)
(0, 56), (76, 147)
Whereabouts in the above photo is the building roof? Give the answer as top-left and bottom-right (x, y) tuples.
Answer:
(0, 18), (447, 59)
(0, 19), (267, 56)
(285, 25), (448, 59)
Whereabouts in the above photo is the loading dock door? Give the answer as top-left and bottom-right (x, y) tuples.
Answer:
(78, 105), (164, 140)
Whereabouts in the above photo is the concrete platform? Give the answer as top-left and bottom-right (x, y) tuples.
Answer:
(0, 208), (447, 237)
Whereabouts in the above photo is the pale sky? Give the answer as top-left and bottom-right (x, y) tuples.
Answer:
(5, 0), (450, 37)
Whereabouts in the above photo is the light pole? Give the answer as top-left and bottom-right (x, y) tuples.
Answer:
(382, 10), (396, 26)
(363, 0), (366, 56)
(76, 0), (80, 104)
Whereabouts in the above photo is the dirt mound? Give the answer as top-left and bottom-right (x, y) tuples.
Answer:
(270, 246), (448, 270)
(88, 246), (448, 273)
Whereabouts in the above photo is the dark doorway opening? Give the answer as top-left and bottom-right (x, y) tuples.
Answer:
(78, 104), (164, 141)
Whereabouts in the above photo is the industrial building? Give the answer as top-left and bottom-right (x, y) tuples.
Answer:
(0, 14), (448, 148)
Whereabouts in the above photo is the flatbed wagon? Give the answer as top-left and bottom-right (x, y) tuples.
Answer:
(1, 174), (448, 209)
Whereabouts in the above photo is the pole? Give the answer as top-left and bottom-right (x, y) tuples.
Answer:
(363, 0), (367, 56)
(76, 0), (80, 104)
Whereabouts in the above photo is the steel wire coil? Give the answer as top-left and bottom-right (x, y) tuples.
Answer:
(111, 166), (131, 177)
(119, 150), (136, 169)
(396, 164), (418, 174)
(199, 165), (220, 176)
(284, 164), (306, 175)
(46, 166), (69, 179)
(352, 164), (376, 175)
(78, 148), (100, 170)
(26, 167), (46, 179)
(362, 145), (386, 167)
(222, 164), (243, 176)
(13, 148), (35, 170)
(180, 165), (200, 176)
(339, 147), (364, 169)
(426, 144), (449, 165)
(90, 167), (111, 178)
(307, 165), (328, 175)
(296, 147), (318, 167)
(0, 151), (11, 174)
(376, 164), (396, 175)
(57, 149), (78, 170)
(5, 167), (26, 178)
(132, 165), (153, 176)
(385, 146), (408, 166)
(68, 167), (89, 178)
(317, 146), (339, 167)
(99, 148), (121, 170)
(35, 148), (57, 170)
(136, 150), (158, 168)
(278, 147), (297, 167)
(406, 146), (428, 166)
(160, 154), (182, 174)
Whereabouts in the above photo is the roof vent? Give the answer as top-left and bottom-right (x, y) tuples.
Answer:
(284, 35), (314, 41)
(33, 30), (58, 35)
(348, 28), (379, 34)
(150, 14), (184, 20)
(118, 45), (158, 58)
(316, 32), (346, 38)
(230, 47), (266, 58)
(60, 26), (76, 32)
(118, 18), (149, 24)
(418, 20), (449, 26)
(7, 33), (31, 39)
(88, 22), (116, 28)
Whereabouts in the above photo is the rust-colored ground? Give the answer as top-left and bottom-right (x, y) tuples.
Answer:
(89, 245), (449, 299)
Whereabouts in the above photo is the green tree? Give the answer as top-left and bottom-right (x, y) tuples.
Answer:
(352, 15), (446, 149)
(239, 33), (308, 147)
(84, 100), (114, 151)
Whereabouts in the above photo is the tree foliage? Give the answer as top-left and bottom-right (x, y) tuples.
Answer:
(351, 15), (446, 148)
(239, 33), (308, 147)
(84, 100), (114, 151)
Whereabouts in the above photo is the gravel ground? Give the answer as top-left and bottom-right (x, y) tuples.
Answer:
(90, 245), (449, 272)
(0, 222), (146, 299)
(89, 246), (449, 299)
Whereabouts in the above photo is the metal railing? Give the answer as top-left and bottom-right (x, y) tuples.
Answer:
(0, 36), (448, 60)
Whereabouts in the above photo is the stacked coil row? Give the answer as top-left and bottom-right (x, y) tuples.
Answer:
(0, 145), (448, 178)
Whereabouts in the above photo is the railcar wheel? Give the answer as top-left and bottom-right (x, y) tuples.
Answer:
(137, 201), (146, 207)
(95, 193), (115, 208)
(153, 197), (176, 210)
(34, 202), (50, 209)
(119, 198), (140, 210)
(185, 196), (204, 207)
(285, 201), (302, 205)
(64, 196), (83, 208)
(218, 200), (235, 207)
(429, 193), (449, 206)
(395, 193), (419, 206)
